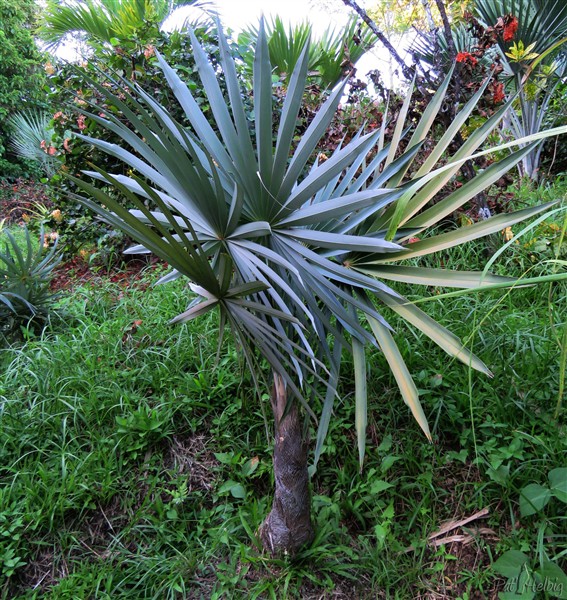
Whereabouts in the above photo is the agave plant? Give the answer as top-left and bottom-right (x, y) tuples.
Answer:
(67, 21), (565, 555)
(238, 16), (314, 82)
(0, 227), (61, 338)
(238, 15), (376, 88)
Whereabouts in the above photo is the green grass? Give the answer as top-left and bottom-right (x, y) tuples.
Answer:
(1, 185), (566, 599)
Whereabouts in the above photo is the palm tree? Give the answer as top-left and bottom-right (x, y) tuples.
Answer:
(7, 110), (59, 177)
(238, 15), (377, 89)
(38, 0), (214, 49)
(68, 21), (566, 555)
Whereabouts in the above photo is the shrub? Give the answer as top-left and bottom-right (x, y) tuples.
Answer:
(0, 0), (47, 180)
(45, 25), (233, 257)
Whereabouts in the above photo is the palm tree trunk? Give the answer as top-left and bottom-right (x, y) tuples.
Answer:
(259, 372), (314, 555)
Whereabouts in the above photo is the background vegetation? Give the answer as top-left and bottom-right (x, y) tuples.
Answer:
(0, 0), (47, 179)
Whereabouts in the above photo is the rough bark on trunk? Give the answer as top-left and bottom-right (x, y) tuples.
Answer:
(259, 373), (314, 556)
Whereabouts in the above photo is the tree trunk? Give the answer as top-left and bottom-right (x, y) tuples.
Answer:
(259, 372), (314, 555)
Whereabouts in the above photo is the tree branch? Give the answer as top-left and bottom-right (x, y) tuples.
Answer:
(432, 0), (455, 61)
(420, 0), (436, 32)
(432, 0), (462, 119)
(340, 0), (416, 82)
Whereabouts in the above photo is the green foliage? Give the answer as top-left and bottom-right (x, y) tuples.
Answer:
(7, 110), (59, 177)
(475, 0), (567, 179)
(368, 0), (472, 35)
(68, 21), (567, 469)
(410, 0), (567, 179)
(474, 0), (567, 68)
(0, 493), (38, 581)
(38, 0), (217, 194)
(238, 17), (313, 83)
(472, 177), (567, 270)
(38, 0), (213, 48)
(543, 80), (567, 174)
(0, 222), (565, 596)
(408, 15), (508, 119)
(44, 24), (228, 259)
(0, 226), (61, 339)
(46, 23), (224, 170)
(238, 15), (377, 88)
(0, 0), (47, 179)
(115, 402), (174, 462)
(492, 467), (567, 599)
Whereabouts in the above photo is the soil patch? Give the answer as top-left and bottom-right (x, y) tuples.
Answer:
(49, 255), (164, 292)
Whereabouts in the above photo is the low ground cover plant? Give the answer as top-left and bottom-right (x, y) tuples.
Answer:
(0, 219), (565, 597)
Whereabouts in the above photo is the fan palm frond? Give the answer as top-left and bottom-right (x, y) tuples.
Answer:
(7, 111), (59, 177)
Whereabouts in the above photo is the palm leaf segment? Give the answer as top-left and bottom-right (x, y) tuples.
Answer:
(70, 22), (556, 467)
(7, 111), (59, 177)
(39, 0), (211, 47)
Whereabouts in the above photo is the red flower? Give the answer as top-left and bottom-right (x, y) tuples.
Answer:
(492, 82), (505, 104)
(503, 16), (518, 42)
(456, 52), (478, 67)
(40, 139), (57, 155)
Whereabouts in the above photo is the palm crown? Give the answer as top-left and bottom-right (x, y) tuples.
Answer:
(39, 0), (213, 48)
(70, 21), (558, 467)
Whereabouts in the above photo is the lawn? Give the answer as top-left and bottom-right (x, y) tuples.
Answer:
(1, 180), (566, 599)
